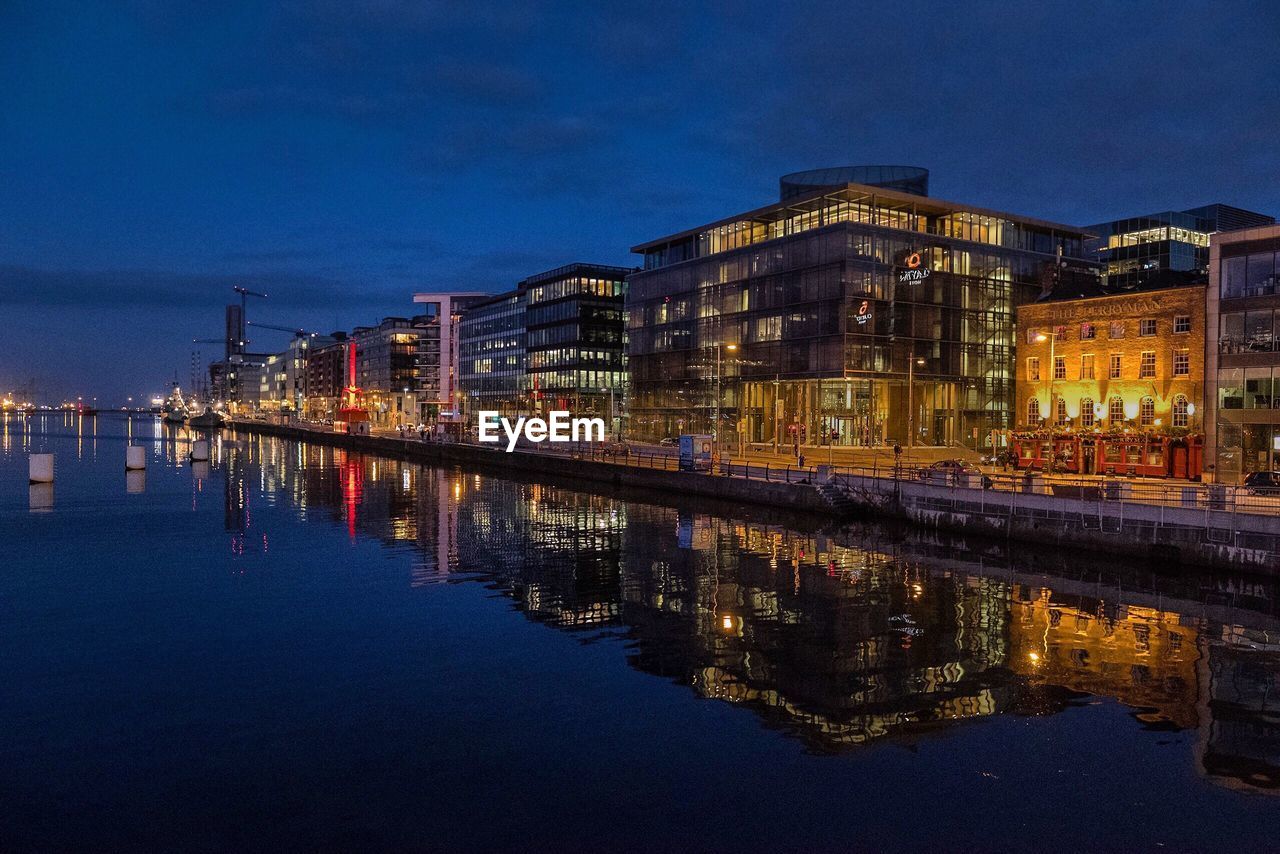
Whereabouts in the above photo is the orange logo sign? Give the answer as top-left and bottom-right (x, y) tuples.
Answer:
(906, 252), (922, 269)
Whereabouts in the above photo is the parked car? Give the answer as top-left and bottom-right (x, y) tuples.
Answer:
(921, 458), (992, 489)
(659, 437), (678, 447)
(1243, 470), (1280, 495)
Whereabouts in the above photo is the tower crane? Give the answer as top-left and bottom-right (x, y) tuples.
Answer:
(246, 320), (320, 339)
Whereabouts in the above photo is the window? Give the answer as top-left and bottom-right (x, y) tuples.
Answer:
(1053, 356), (1066, 380)
(1173, 349), (1189, 377)
(1081, 397), (1095, 428)
(1139, 351), (1156, 379)
(1080, 353), (1095, 380)
(1139, 396), (1155, 427)
(1109, 353), (1123, 379)
(1053, 324), (1068, 340)
(1109, 322), (1125, 339)
(1027, 397), (1041, 424)
(1109, 396), (1125, 423)
(1026, 327), (1041, 344)
(1056, 398), (1068, 426)
(1080, 323), (1096, 340)
(1027, 357), (1040, 382)
(1173, 315), (1191, 334)
(1172, 395), (1189, 428)
(1222, 255), (1247, 299)
(1139, 318), (1157, 337)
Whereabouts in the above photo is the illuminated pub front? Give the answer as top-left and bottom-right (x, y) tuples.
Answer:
(625, 167), (1097, 450)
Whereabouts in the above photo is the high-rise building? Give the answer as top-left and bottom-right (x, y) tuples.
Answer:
(1087, 204), (1273, 293)
(1205, 222), (1280, 481)
(625, 167), (1097, 451)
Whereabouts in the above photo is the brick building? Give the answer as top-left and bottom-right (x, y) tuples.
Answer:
(1015, 284), (1206, 436)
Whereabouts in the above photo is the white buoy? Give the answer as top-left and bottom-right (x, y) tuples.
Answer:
(191, 439), (210, 461)
(29, 453), (54, 483)
(126, 445), (146, 470)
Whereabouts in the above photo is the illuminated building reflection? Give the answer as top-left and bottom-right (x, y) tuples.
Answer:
(232, 433), (1280, 792)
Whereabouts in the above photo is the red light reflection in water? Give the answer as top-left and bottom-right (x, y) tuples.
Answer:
(338, 453), (363, 542)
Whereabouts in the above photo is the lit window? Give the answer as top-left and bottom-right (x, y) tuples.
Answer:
(1172, 395), (1189, 428)
(1109, 396), (1125, 423)
(1080, 323), (1096, 340)
(1139, 351), (1156, 378)
(1027, 357), (1040, 381)
(1081, 354), (1095, 380)
(1056, 398), (1068, 426)
(1109, 353), (1123, 379)
(1139, 318), (1157, 337)
(1081, 397), (1095, 428)
(1054, 356), (1066, 380)
(1027, 398), (1041, 424)
(1173, 315), (1191, 333)
(1139, 396), (1155, 427)
(1173, 349), (1189, 377)
(1109, 322), (1125, 339)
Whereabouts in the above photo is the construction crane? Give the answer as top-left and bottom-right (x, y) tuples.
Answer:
(247, 320), (320, 339)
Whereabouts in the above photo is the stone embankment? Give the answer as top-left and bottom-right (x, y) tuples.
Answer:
(228, 421), (1280, 574)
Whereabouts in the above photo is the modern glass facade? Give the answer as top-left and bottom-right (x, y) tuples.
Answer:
(458, 290), (528, 417)
(1206, 224), (1280, 480)
(458, 263), (630, 427)
(524, 263), (629, 421)
(1088, 204), (1273, 293)
(626, 180), (1096, 450)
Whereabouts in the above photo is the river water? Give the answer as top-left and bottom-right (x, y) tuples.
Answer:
(3, 412), (1280, 851)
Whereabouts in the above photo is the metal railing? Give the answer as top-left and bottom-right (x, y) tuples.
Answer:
(240, 421), (1280, 518)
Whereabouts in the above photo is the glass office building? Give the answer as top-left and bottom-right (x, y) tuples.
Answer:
(1088, 204), (1273, 293)
(626, 170), (1097, 450)
(458, 290), (528, 417)
(1206, 223), (1280, 480)
(458, 263), (630, 427)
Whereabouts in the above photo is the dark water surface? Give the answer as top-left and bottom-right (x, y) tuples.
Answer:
(3, 413), (1280, 852)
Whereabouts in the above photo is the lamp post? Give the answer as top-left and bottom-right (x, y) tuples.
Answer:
(906, 356), (925, 448)
(600, 385), (617, 441)
(714, 343), (738, 460)
(1035, 330), (1061, 429)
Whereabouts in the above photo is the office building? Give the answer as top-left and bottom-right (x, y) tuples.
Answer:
(304, 335), (350, 420)
(459, 289), (528, 418)
(1088, 205), (1273, 293)
(625, 166), (1097, 450)
(523, 263), (629, 422)
(1205, 223), (1280, 481)
(458, 263), (630, 430)
(411, 292), (489, 424)
(351, 317), (423, 427)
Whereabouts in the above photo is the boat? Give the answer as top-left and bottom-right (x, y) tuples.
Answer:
(161, 384), (189, 424)
(188, 407), (225, 429)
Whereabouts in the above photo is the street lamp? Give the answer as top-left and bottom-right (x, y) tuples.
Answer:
(1034, 330), (1062, 429)
(906, 356), (926, 448)
(600, 385), (617, 441)
(714, 343), (738, 459)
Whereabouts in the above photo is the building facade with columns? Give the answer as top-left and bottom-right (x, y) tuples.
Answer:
(1014, 285), (1206, 435)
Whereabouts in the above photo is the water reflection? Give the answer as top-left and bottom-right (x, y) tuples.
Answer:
(224, 433), (1280, 794)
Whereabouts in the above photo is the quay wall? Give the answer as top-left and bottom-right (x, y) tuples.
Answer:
(228, 421), (1280, 574)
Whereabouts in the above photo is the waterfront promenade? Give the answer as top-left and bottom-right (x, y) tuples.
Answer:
(228, 419), (1280, 574)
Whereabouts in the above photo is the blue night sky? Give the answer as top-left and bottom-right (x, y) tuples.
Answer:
(1, 1), (1277, 403)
